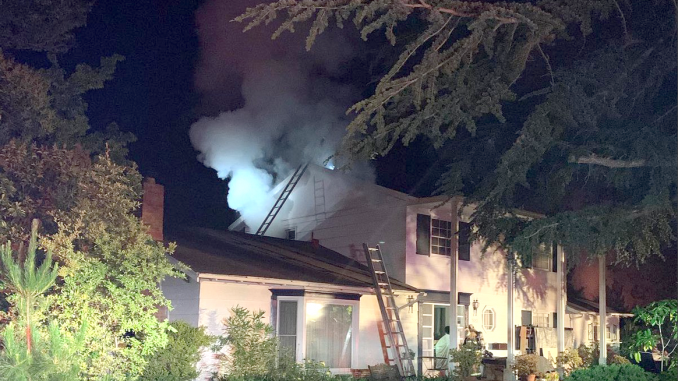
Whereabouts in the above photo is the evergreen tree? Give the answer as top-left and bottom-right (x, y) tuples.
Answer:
(237, 0), (677, 264)
(0, 219), (85, 381)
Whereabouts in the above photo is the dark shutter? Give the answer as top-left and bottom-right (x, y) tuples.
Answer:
(458, 221), (471, 261)
(416, 214), (431, 255)
(521, 310), (532, 326)
(553, 312), (558, 328)
(552, 242), (558, 272)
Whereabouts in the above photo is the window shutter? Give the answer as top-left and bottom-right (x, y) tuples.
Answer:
(416, 214), (431, 255)
(553, 312), (557, 328)
(552, 242), (558, 272)
(458, 222), (471, 261)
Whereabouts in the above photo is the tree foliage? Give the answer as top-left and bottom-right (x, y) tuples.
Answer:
(140, 321), (214, 381)
(0, 1), (181, 379)
(0, 0), (91, 52)
(628, 300), (678, 372)
(216, 306), (278, 378)
(237, 0), (677, 264)
(0, 219), (85, 381)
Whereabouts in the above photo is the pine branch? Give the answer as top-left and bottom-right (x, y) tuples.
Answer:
(571, 154), (675, 168)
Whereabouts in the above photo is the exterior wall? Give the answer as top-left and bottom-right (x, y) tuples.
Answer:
(357, 294), (420, 371)
(195, 281), (274, 379)
(406, 201), (561, 357)
(163, 275), (200, 326)
(567, 313), (621, 349)
(266, 166), (411, 282)
(165, 278), (420, 379)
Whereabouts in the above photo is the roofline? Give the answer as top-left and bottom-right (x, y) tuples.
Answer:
(566, 302), (633, 317)
(195, 272), (419, 295)
(408, 195), (545, 219)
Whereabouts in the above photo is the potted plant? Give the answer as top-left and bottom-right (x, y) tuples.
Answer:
(513, 354), (541, 381)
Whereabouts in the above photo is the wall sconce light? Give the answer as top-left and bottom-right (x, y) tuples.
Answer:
(407, 295), (414, 313)
(472, 299), (479, 316)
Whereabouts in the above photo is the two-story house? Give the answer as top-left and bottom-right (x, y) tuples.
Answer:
(228, 165), (569, 366)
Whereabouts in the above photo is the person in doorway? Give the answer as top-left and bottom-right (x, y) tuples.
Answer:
(434, 326), (450, 375)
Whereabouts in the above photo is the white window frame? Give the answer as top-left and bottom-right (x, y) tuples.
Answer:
(276, 296), (305, 362)
(482, 308), (496, 331)
(533, 312), (550, 328)
(304, 296), (359, 373)
(431, 218), (452, 256)
(277, 296), (359, 374)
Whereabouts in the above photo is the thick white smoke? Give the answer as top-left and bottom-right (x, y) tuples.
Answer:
(189, 60), (361, 230)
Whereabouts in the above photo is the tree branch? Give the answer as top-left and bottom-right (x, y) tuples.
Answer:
(570, 154), (675, 168)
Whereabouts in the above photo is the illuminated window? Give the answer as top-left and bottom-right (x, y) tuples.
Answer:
(431, 219), (452, 255)
(482, 308), (496, 331)
(277, 297), (357, 370)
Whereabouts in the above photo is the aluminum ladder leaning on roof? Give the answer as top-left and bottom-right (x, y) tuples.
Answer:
(256, 163), (309, 236)
(363, 244), (416, 379)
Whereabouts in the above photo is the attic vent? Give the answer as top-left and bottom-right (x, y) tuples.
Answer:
(286, 228), (296, 240)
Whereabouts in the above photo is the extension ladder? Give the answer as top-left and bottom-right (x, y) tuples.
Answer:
(363, 244), (415, 378)
(256, 163), (308, 235)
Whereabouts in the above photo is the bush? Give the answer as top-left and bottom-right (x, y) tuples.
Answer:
(565, 364), (657, 381)
(513, 354), (541, 378)
(449, 343), (482, 378)
(657, 368), (677, 381)
(140, 320), (213, 381)
(216, 306), (278, 378)
(557, 348), (584, 376)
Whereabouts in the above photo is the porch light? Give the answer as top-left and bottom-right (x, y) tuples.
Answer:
(407, 295), (414, 313)
(472, 299), (479, 315)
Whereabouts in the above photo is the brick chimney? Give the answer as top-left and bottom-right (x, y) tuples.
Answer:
(141, 177), (164, 241)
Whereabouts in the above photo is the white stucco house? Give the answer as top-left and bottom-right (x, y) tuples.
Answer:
(145, 165), (626, 378)
(161, 227), (419, 378)
(227, 165), (573, 368)
(566, 296), (631, 350)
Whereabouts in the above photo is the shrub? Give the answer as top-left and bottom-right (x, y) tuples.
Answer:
(449, 343), (482, 377)
(513, 354), (541, 378)
(610, 354), (631, 365)
(657, 368), (677, 381)
(577, 344), (597, 368)
(557, 348), (584, 376)
(565, 364), (657, 381)
(216, 306), (278, 378)
(140, 321), (213, 381)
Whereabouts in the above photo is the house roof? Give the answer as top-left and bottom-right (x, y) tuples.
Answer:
(167, 227), (418, 293)
(567, 295), (632, 316)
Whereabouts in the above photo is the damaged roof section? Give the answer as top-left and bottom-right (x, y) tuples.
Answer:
(167, 227), (418, 292)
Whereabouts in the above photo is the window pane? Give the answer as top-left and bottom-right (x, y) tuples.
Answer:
(279, 301), (297, 335)
(279, 301), (298, 358)
(305, 303), (353, 368)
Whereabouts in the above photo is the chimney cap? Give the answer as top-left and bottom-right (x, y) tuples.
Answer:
(144, 177), (156, 184)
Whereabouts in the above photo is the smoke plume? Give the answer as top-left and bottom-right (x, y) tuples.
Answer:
(190, 0), (369, 230)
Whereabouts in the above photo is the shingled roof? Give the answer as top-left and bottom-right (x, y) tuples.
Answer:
(167, 227), (417, 292)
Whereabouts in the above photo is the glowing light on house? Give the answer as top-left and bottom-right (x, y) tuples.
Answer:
(306, 302), (324, 320)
